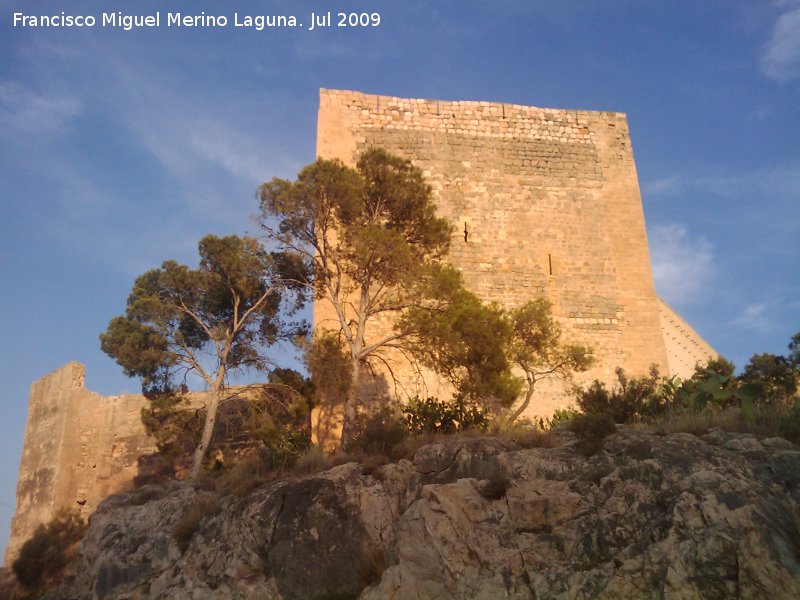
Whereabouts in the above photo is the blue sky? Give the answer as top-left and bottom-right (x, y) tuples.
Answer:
(1, 0), (798, 556)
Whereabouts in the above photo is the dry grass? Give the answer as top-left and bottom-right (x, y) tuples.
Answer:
(172, 495), (220, 553)
(293, 445), (333, 475)
(651, 406), (800, 444)
(499, 424), (559, 449)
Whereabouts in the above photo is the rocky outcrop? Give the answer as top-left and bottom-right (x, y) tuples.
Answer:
(49, 429), (800, 599)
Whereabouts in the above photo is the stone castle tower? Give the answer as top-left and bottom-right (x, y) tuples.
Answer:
(6, 89), (714, 562)
(314, 89), (714, 422)
(5, 363), (155, 564)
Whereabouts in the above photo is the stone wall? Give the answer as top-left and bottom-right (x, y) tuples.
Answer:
(658, 297), (717, 378)
(315, 89), (703, 427)
(5, 363), (154, 565)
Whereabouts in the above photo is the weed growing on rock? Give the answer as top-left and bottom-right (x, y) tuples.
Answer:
(568, 413), (617, 456)
(172, 495), (220, 553)
(480, 465), (512, 500)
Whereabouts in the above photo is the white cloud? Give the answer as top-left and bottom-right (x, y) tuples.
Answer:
(695, 165), (800, 209)
(642, 175), (683, 197)
(761, 6), (800, 81)
(647, 164), (800, 204)
(0, 82), (81, 138)
(648, 223), (714, 306)
(732, 302), (776, 333)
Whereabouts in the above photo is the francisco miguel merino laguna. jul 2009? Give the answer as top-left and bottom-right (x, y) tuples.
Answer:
(12, 11), (382, 31)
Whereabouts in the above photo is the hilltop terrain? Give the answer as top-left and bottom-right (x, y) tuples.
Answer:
(13, 427), (800, 599)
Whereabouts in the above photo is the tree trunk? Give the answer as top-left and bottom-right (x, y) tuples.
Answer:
(339, 358), (361, 451)
(189, 386), (222, 479)
(509, 379), (535, 424)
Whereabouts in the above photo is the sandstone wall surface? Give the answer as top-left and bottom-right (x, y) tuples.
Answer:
(5, 363), (154, 565)
(658, 297), (717, 379)
(315, 89), (681, 421)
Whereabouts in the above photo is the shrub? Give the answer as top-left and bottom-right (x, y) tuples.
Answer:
(479, 465), (511, 500)
(12, 509), (86, 591)
(545, 406), (581, 429)
(257, 427), (312, 471)
(293, 445), (333, 475)
(403, 395), (489, 435)
(739, 353), (798, 407)
(140, 393), (203, 462)
(655, 401), (800, 446)
(780, 402), (800, 445)
(567, 413), (617, 456)
(349, 408), (409, 457)
(575, 367), (670, 423)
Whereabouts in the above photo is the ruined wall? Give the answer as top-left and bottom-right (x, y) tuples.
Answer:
(315, 89), (711, 426)
(5, 363), (154, 565)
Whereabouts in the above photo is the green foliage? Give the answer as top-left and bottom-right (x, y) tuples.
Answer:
(780, 400), (800, 444)
(12, 510), (86, 591)
(404, 296), (593, 419)
(573, 332), (800, 433)
(402, 295), (522, 409)
(403, 395), (489, 435)
(575, 366), (671, 423)
(675, 340), (798, 417)
(140, 393), (203, 460)
(788, 333), (800, 369)
(101, 235), (296, 390)
(567, 413), (617, 456)
(101, 234), (303, 477)
(740, 352), (798, 406)
(673, 369), (761, 418)
(546, 406), (581, 429)
(507, 299), (594, 422)
(138, 371), (313, 477)
(259, 149), (454, 448)
(691, 356), (736, 381)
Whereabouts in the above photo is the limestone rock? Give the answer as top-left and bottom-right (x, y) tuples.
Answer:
(49, 430), (800, 599)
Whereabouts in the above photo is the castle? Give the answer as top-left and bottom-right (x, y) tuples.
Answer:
(313, 90), (714, 430)
(6, 89), (714, 563)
